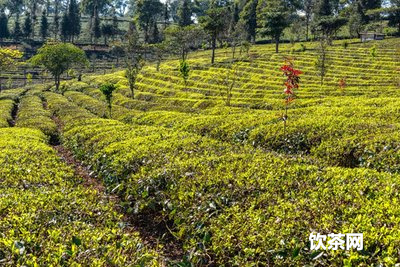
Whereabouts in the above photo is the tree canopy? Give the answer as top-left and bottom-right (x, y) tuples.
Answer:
(29, 42), (89, 92)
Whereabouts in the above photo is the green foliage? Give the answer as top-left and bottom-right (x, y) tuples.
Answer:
(0, 128), (160, 265)
(40, 9), (48, 40)
(0, 99), (14, 127)
(15, 95), (57, 137)
(179, 60), (190, 90)
(7, 38), (400, 266)
(29, 42), (89, 92)
(370, 44), (377, 58)
(99, 82), (117, 118)
(258, 0), (292, 53)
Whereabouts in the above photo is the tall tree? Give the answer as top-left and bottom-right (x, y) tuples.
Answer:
(164, 25), (204, 61)
(135, 0), (164, 43)
(388, 0), (400, 34)
(124, 22), (145, 98)
(0, 10), (9, 41)
(101, 24), (114, 44)
(53, 0), (60, 40)
(81, 0), (111, 43)
(92, 6), (102, 43)
(301, 0), (314, 41)
(23, 13), (33, 39)
(13, 18), (23, 41)
(312, 0), (347, 41)
(259, 0), (292, 53)
(60, 11), (70, 41)
(200, 1), (230, 64)
(239, 0), (258, 43)
(68, 0), (81, 42)
(164, 0), (171, 28)
(112, 7), (120, 40)
(40, 9), (49, 41)
(178, 0), (192, 26)
(29, 42), (89, 92)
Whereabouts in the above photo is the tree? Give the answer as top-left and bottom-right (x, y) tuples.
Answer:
(314, 37), (329, 85)
(163, 0), (171, 28)
(215, 64), (239, 106)
(135, 0), (164, 43)
(301, 0), (314, 41)
(164, 25), (205, 61)
(99, 82), (117, 118)
(112, 8), (120, 40)
(29, 42), (89, 92)
(239, 0), (258, 43)
(68, 0), (81, 42)
(259, 0), (292, 53)
(101, 24), (114, 44)
(178, 0), (192, 26)
(179, 60), (190, 90)
(348, 1), (366, 37)
(200, 2), (230, 64)
(61, 12), (70, 41)
(388, 0), (400, 34)
(0, 48), (23, 92)
(53, 0), (60, 40)
(23, 13), (33, 39)
(124, 22), (145, 98)
(13, 18), (23, 41)
(92, 7), (102, 43)
(0, 10), (9, 41)
(280, 58), (302, 135)
(150, 41), (169, 71)
(312, 0), (347, 41)
(40, 10), (49, 41)
(81, 0), (111, 43)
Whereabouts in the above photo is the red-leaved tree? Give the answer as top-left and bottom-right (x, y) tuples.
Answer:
(280, 58), (302, 134)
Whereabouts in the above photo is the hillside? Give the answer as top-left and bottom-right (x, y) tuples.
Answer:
(0, 38), (399, 266)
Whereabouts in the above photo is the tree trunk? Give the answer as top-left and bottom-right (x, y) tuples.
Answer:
(55, 75), (60, 92)
(306, 18), (309, 41)
(211, 33), (216, 64)
(130, 83), (134, 99)
(275, 37), (279, 53)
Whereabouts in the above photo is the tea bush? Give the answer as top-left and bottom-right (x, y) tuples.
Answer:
(0, 128), (160, 265)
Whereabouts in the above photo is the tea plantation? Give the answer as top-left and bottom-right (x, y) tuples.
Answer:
(1, 38), (399, 266)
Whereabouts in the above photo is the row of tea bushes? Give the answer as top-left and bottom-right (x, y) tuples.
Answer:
(62, 87), (400, 174)
(0, 99), (14, 127)
(15, 95), (57, 138)
(43, 92), (400, 266)
(0, 127), (160, 266)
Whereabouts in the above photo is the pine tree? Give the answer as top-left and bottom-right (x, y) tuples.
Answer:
(68, 0), (81, 42)
(40, 9), (49, 41)
(23, 14), (33, 39)
(239, 0), (258, 43)
(178, 0), (192, 26)
(0, 10), (10, 41)
(164, 0), (170, 28)
(61, 12), (70, 41)
(92, 7), (102, 43)
(53, 0), (60, 39)
(259, 0), (292, 53)
(13, 18), (23, 41)
(112, 9), (119, 40)
(149, 21), (160, 43)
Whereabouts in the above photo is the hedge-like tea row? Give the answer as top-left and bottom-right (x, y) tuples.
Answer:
(16, 95), (57, 137)
(0, 99), (14, 127)
(42, 91), (400, 266)
(0, 128), (160, 265)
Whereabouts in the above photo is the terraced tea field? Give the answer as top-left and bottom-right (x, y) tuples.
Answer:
(0, 38), (399, 266)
